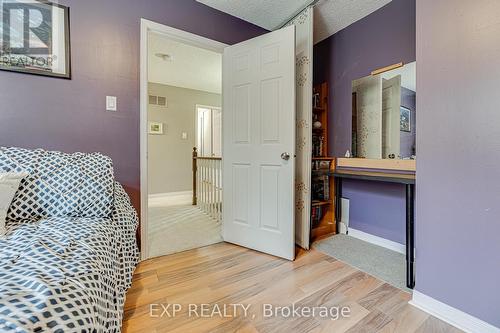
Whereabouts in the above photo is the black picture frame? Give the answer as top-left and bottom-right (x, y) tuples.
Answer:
(0, 0), (71, 79)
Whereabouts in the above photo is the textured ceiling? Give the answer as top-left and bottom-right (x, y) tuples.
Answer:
(313, 0), (392, 43)
(197, 0), (392, 43)
(197, 0), (315, 30)
(148, 33), (222, 94)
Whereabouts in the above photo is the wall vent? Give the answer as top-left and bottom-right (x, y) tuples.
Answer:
(149, 95), (167, 107)
(157, 96), (167, 106)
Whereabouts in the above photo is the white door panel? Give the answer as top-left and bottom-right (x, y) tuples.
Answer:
(223, 26), (296, 260)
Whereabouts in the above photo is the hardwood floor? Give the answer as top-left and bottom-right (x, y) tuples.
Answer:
(123, 243), (462, 333)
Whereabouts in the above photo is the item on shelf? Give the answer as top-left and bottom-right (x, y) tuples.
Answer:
(312, 176), (330, 201)
(312, 134), (325, 157)
(313, 114), (322, 129)
(318, 160), (331, 170)
(310, 205), (325, 229)
(313, 93), (320, 108)
(345, 150), (351, 158)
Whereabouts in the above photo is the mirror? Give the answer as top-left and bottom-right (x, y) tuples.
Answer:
(351, 62), (416, 159)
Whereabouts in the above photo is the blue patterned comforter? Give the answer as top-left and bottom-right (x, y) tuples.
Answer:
(0, 184), (139, 332)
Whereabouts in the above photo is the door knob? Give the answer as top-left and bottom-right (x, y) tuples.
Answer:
(281, 152), (291, 161)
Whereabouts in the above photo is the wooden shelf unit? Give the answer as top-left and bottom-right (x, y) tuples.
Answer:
(312, 83), (329, 158)
(310, 82), (336, 242)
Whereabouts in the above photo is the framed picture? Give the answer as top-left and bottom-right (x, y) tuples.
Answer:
(149, 122), (164, 135)
(400, 106), (411, 132)
(0, 0), (71, 79)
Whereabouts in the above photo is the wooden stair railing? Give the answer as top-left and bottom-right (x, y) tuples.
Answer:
(192, 147), (222, 222)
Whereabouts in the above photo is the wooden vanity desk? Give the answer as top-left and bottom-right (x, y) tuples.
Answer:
(334, 158), (416, 289)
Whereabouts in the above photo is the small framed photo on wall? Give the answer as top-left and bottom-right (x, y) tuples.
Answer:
(0, 0), (71, 79)
(400, 106), (411, 132)
(149, 122), (164, 135)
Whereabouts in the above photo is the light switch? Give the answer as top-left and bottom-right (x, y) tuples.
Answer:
(106, 96), (117, 111)
(181, 132), (188, 140)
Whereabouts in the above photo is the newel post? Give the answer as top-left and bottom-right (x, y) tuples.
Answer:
(192, 147), (198, 205)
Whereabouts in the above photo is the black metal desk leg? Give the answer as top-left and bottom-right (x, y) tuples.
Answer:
(406, 184), (415, 289)
(335, 177), (342, 233)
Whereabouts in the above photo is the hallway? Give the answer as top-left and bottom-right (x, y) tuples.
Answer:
(148, 193), (223, 258)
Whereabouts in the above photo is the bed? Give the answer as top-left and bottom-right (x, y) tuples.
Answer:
(0, 147), (139, 332)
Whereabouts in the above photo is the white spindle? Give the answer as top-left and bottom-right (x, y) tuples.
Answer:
(194, 157), (222, 223)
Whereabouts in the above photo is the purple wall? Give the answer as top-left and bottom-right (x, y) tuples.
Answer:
(313, 0), (415, 244)
(416, 0), (500, 327)
(0, 0), (266, 212)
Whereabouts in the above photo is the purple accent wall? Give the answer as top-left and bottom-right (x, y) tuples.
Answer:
(400, 87), (416, 158)
(417, 0), (500, 327)
(313, 0), (415, 244)
(342, 180), (406, 244)
(0, 0), (266, 212)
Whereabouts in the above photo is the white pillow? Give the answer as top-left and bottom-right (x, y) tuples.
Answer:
(0, 173), (28, 236)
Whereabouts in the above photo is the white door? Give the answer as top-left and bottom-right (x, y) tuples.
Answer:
(287, 6), (314, 250)
(382, 76), (401, 158)
(197, 106), (222, 157)
(223, 26), (296, 260)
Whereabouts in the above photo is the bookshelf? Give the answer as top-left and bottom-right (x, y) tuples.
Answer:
(311, 82), (336, 242)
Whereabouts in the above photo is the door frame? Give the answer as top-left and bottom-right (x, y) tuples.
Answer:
(140, 19), (227, 260)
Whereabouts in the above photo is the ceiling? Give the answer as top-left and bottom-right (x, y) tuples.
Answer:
(197, 0), (315, 31)
(148, 33), (222, 94)
(197, 0), (392, 43)
(313, 0), (392, 43)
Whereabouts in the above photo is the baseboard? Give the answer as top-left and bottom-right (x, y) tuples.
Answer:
(148, 191), (192, 200)
(410, 291), (500, 333)
(348, 228), (406, 254)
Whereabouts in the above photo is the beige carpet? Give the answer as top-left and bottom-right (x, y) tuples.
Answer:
(313, 234), (410, 292)
(148, 194), (223, 258)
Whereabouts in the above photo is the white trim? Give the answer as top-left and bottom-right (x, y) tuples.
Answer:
(410, 291), (500, 333)
(148, 191), (192, 200)
(348, 227), (406, 254)
(140, 19), (148, 261)
(140, 18), (228, 261)
(196, 104), (222, 111)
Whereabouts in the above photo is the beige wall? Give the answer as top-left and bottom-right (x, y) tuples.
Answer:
(148, 83), (221, 194)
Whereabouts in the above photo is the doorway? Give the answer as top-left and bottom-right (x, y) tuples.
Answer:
(140, 19), (298, 262)
(196, 105), (222, 158)
(140, 20), (226, 260)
